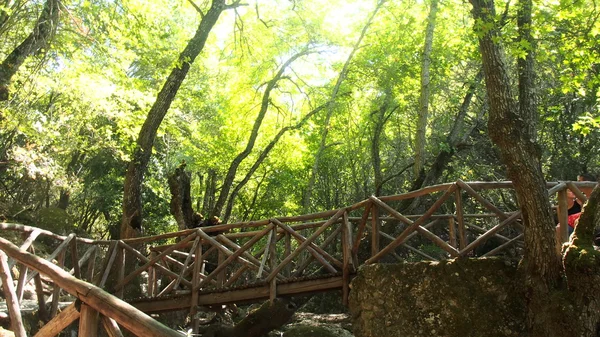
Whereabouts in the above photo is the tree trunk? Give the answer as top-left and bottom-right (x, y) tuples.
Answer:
(211, 49), (310, 219)
(370, 90), (394, 196)
(303, 0), (385, 213)
(120, 0), (225, 239)
(222, 102), (329, 222)
(0, 0), (59, 101)
(414, 0), (439, 176)
(168, 164), (197, 230)
(201, 298), (298, 337)
(470, 0), (563, 335)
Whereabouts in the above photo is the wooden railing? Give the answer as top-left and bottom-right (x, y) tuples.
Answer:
(0, 180), (594, 336)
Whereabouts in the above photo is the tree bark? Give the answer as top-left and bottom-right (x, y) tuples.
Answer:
(120, 0), (225, 239)
(168, 164), (197, 230)
(470, 0), (563, 335)
(201, 298), (298, 337)
(0, 0), (59, 101)
(414, 0), (439, 176)
(210, 49), (310, 219)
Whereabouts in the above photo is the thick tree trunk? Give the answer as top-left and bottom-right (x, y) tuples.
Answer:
(211, 50), (310, 219)
(0, 0), (59, 101)
(470, 0), (563, 335)
(168, 164), (197, 230)
(120, 0), (225, 239)
(414, 0), (439, 176)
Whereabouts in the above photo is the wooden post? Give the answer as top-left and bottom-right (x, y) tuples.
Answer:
(71, 239), (81, 279)
(79, 303), (99, 337)
(116, 247), (125, 298)
(449, 217), (457, 248)
(101, 315), (124, 337)
(190, 232), (203, 334)
(371, 204), (380, 257)
(33, 303), (80, 337)
(16, 263), (27, 302)
(0, 251), (28, 337)
(34, 273), (48, 322)
(50, 250), (66, 318)
(557, 189), (569, 244)
(284, 232), (291, 277)
(269, 226), (278, 303)
(148, 251), (156, 297)
(455, 189), (466, 249)
(342, 212), (352, 306)
(217, 249), (225, 288)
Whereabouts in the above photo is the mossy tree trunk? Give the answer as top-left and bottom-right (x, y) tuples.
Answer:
(470, 0), (600, 336)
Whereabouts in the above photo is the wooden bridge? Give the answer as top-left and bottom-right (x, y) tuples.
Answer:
(0, 180), (594, 336)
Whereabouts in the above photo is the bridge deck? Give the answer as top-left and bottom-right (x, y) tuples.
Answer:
(0, 180), (591, 336)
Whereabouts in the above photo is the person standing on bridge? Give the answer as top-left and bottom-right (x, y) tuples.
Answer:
(566, 173), (596, 234)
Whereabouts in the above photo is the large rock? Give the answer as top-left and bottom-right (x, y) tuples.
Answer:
(349, 258), (526, 337)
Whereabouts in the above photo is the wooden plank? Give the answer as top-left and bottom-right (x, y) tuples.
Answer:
(25, 233), (76, 285)
(34, 273), (49, 322)
(483, 234), (524, 257)
(190, 241), (202, 334)
(147, 251), (156, 297)
(94, 241), (119, 288)
(68, 245), (97, 279)
(114, 232), (198, 291)
(50, 250), (66, 318)
(266, 209), (345, 282)
(101, 315), (124, 337)
(0, 250), (28, 337)
(367, 184), (457, 264)
(118, 241), (192, 288)
(454, 189), (466, 249)
(269, 226), (277, 304)
(218, 234), (280, 275)
(71, 239), (81, 279)
(132, 276), (346, 312)
(352, 202), (372, 257)
(455, 180), (508, 220)
(8, 229), (41, 269)
(0, 237), (186, 337)
(459, 211), (522, 256)
(16, 263), (27, 302)
(0, 223), (100, 244)
(271, 218), (341, 271)
(79, 304), (99, 337)
(379, 231), (438, 261)
(257, 229), (273, 278)
(33, 302), (80, 337)
(284, 232), (292, 277)
(342, 212), (352, 306)
(449, 217), (457, 248)
(293, 227), (342, 277)
(195, 226), (274, 289)
(173, 236), (201, 290)
(371, 205), (379, 256)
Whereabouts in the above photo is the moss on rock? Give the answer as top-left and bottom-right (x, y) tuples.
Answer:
(349, 258), (526, 337)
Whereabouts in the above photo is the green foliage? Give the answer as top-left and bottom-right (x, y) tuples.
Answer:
(0, 0), (598, 238)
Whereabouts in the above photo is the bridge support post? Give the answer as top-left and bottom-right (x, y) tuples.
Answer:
(0, 251), (27, 337)
(269, 226), (278, 303)
(79, 304), (99, 337)
(371, 205), (380, 256)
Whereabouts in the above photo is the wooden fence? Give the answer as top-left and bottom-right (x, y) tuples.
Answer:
(0, 180), (594, 336)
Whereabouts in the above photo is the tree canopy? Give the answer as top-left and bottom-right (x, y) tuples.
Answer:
(0, 0), (598, 239)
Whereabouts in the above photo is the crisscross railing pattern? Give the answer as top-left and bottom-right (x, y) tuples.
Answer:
(0, 180), (594, 336)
